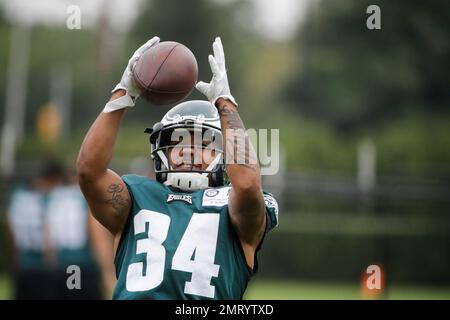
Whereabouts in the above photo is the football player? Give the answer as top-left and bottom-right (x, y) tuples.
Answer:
(77, 36), (278, 299)
(6, 160), (65, 299)
(45, 179), (112, 299)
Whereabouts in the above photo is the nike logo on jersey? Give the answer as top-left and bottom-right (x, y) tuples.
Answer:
(167, 194), (193, 204)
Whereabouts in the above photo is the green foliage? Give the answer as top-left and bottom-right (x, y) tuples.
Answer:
(283, 0), (450, 131)
(15, 112), (450, 177)
(1, 0), (449, 177)
(132, 0), (241, 88)
(373, 113), (450, 176)
(16, 123), (151, 167)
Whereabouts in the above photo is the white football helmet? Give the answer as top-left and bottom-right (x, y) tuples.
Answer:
(145, 100), (225, 192)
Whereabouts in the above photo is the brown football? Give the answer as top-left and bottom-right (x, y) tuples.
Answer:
(132, 41), (198, 105)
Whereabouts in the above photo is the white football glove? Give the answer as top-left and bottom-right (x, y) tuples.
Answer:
(196, 37), (237, 107)
(103, 36), (160, 113)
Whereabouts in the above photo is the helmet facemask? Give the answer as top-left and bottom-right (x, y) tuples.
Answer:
(145, 101), (226, 192)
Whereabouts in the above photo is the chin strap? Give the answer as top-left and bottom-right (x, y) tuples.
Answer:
(202, 153), (222, 177)
(157, 150), (170, 170)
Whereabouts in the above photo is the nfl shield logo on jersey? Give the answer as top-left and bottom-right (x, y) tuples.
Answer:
(202, 187), (231, 207)
(205, 189), (220, 197)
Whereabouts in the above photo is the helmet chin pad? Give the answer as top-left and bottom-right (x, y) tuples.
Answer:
(164, 172), (209, 192)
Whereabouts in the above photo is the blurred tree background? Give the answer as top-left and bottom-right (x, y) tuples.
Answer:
(283, 0), (450, 176)
(0, 0), (450, 298)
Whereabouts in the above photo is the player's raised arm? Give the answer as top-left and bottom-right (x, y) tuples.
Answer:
(77, 37), (160, 235)
(196, 37), (266, 267)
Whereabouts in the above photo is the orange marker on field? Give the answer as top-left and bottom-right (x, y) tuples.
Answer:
(360, 264), (385, 299)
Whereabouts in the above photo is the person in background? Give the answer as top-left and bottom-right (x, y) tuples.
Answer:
(5, 159), (65, 299)
(45, 170), (115, 299)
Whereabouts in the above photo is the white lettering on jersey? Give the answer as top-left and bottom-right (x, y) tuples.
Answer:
(167, 194), (193, 204)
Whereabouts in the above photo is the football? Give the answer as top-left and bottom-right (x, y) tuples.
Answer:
(132, 41), (198, 105)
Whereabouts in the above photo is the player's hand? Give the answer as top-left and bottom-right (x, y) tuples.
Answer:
(104, 36), (160, 113)
(196, 37), (238, 107)
(114, 36), (160, 98)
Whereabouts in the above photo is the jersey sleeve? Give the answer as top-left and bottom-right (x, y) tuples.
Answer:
(262, 191), (279, 232)
(121, 174), (147, 186)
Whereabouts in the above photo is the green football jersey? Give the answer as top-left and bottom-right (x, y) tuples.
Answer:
(113, 175), (278, 300)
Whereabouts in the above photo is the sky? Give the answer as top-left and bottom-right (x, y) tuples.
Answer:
(0, 0), (314, 41)
(249, 0), (314, 41)
(0, 0), (143, 32)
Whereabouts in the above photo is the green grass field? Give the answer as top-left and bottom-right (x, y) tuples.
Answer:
(0, 275), (11, 300)
(1, 274), (449, 300)
(244, 280), (450, 300)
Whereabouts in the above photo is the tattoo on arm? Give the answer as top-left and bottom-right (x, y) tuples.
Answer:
(106, 183), (130, 222)
(218, 105), (242, 129)
(217, 103), (258, 171)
